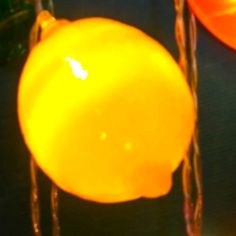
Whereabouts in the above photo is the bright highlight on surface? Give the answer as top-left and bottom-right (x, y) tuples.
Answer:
(188, 0), (236, 50)
(65, 57), (88, 80)
(18, 12), (195, 203)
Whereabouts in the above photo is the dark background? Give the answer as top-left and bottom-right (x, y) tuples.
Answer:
(1, 0), (236, 235)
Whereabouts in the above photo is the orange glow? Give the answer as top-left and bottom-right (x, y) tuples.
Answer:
(18, 11), (195, 203)
(188, 0), (236, 50)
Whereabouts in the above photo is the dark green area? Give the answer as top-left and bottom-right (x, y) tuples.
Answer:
(0, 0), (34, 64)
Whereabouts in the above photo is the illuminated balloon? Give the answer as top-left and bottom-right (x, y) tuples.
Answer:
(188, 0), (236, 50)
(18, 11), (195, 203)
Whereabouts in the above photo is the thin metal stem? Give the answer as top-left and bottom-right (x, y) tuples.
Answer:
(174, 0), (202, 236)
(30, 1), (60, 236)
(48, 0), (55, 15)
(174, 0), (188, 77)
(51, 184), (61, 236)
(34, 0), (43, 14)
(189, 12), (203, 236)
(30, 158), (42, 236)
(47, 2), (60, 233)
(34, 0), (54, 14)
(29, 3), (42, 234)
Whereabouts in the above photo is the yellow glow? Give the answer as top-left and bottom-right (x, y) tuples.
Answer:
(100, 132), (107, 140)
(124, 142), (133, 151)
(18, 13), (195, 203)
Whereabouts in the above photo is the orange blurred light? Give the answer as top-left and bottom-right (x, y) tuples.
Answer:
(18, 11), (195, 203)
(188, 0), (236, 50)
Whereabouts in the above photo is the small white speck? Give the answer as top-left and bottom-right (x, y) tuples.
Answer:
(65, 57), (88, 80)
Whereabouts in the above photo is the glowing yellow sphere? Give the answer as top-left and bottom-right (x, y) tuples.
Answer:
(18, 12), (195, 203)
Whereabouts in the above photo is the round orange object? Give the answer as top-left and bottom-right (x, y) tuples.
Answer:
(188, 0), (236, 50)
(18, 12), (195, 203)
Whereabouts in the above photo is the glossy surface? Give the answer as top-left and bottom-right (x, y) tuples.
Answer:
(188, 0), (236, 50)
(18, 13), (195, 203)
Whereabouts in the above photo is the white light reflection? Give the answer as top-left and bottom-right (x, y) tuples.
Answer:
(65, 57), (88, 80)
